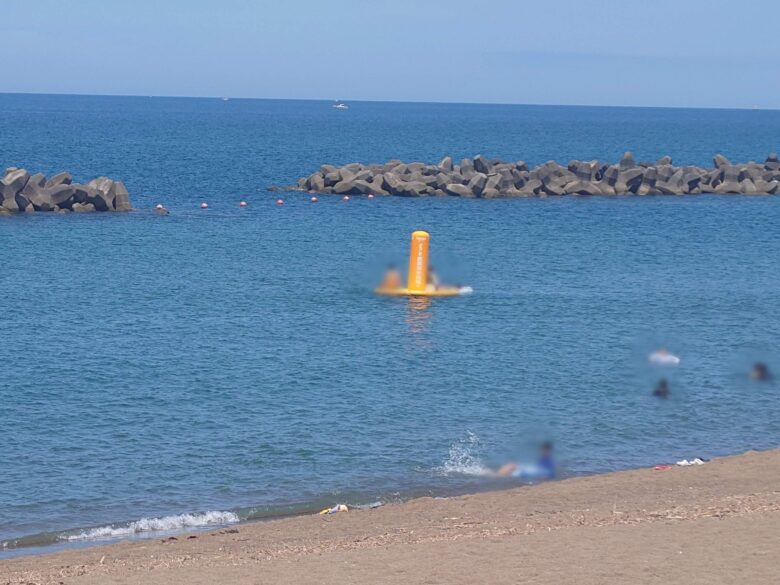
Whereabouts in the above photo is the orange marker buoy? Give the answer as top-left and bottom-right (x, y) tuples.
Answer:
(342, 195), (350, 201)
(200, 202), (209, 209)
(276, 198), (284, 205)
(239, 201), (248, 207)
(374, 231), (465, 298)
(310, 196), (318, 203)
(407, 230), (430, 292)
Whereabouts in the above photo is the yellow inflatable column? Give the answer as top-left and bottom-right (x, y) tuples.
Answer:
(407, 230), (430, 292)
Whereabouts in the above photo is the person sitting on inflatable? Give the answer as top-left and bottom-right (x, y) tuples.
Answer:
(496, 442), (556, 480)
(379, 264), (402, 290)
(426, 265), (441, 291)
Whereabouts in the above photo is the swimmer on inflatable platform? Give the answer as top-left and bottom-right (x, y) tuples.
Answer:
(379, 264), (402, 290)
(427, 265), (441, 291)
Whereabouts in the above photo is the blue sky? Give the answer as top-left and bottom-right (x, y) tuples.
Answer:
(2, 0), (778, 108)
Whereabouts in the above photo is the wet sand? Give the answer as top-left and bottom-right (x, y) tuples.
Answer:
(2, 449), (779, 585)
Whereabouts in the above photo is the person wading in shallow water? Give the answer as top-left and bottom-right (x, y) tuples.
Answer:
(496, 442), (556, 480)
(653, 379), (670, 399)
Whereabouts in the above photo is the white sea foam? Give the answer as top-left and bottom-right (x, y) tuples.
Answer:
(438, 431), (492, 476)
(62, 510), (240, 542)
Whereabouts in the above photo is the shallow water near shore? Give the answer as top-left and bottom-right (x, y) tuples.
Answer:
(1, 94), (779, 556)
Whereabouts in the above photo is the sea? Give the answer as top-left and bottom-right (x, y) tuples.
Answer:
(1, 94), (779, 557)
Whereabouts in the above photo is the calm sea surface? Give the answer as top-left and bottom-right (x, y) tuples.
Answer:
(1, 94), (779, 555)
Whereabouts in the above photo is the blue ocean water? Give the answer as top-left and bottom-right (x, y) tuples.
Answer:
(1, 94), (779, 555)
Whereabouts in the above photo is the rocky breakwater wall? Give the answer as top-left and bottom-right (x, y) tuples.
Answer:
(0, 167), (132, 215)
(292, 153), (780, 198)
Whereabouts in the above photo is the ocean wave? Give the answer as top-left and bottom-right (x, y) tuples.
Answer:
(62, 510), (240, 542)
(437, 432), (492, 476)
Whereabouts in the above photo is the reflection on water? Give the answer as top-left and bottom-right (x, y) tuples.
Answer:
(405, 296), (433, 338)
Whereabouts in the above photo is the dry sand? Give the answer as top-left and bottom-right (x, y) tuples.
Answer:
(2, 449), (779, 585)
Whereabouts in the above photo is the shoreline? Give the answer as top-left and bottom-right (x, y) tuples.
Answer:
(0, 448), (731, 559)
(2, 448), (778, 584)
(0, 467), (586, 558)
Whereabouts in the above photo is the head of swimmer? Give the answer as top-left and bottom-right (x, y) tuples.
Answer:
(653, 378), (670, 398)
(750, 362), (771, 382)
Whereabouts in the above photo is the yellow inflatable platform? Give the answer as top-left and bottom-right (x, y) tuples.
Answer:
(374, 286), (463, 298)
(374, 231), (468, 298)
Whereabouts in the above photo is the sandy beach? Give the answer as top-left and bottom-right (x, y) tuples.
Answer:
(2, 448), (778, 585)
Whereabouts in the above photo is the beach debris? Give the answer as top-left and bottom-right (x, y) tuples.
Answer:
(210, 528), (240, 536)
(676, 458), (706, 466)
(289, 152), (780, 198)
(653, 465), (672, 470)
(319, 504), (349, 515)
(1, 167), (132, 214)
(354, 501), (384, 510)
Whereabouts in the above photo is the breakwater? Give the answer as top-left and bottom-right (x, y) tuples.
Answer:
(0, 167), (131, 214)
(293, 153), (780, 198)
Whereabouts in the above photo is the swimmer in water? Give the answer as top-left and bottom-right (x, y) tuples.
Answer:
(649, 348), (680, 365)
(750, 362), (772, 381)
(653, 378), (670, 399)
(379, 263), (402, 289)
(427, 265), (441, 291)
(496, 442), (556, 480)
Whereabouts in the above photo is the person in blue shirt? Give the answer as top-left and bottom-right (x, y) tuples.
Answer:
(497, 441), (556, 480)
(535, 441), (556, 478)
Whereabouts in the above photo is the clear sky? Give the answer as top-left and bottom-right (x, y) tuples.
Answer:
(2, 0), (778, 108)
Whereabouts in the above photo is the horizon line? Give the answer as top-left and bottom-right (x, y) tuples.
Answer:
(0, 91), (777, 113)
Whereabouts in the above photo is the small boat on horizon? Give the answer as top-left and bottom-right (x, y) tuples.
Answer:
(332, 102), (349, 110)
